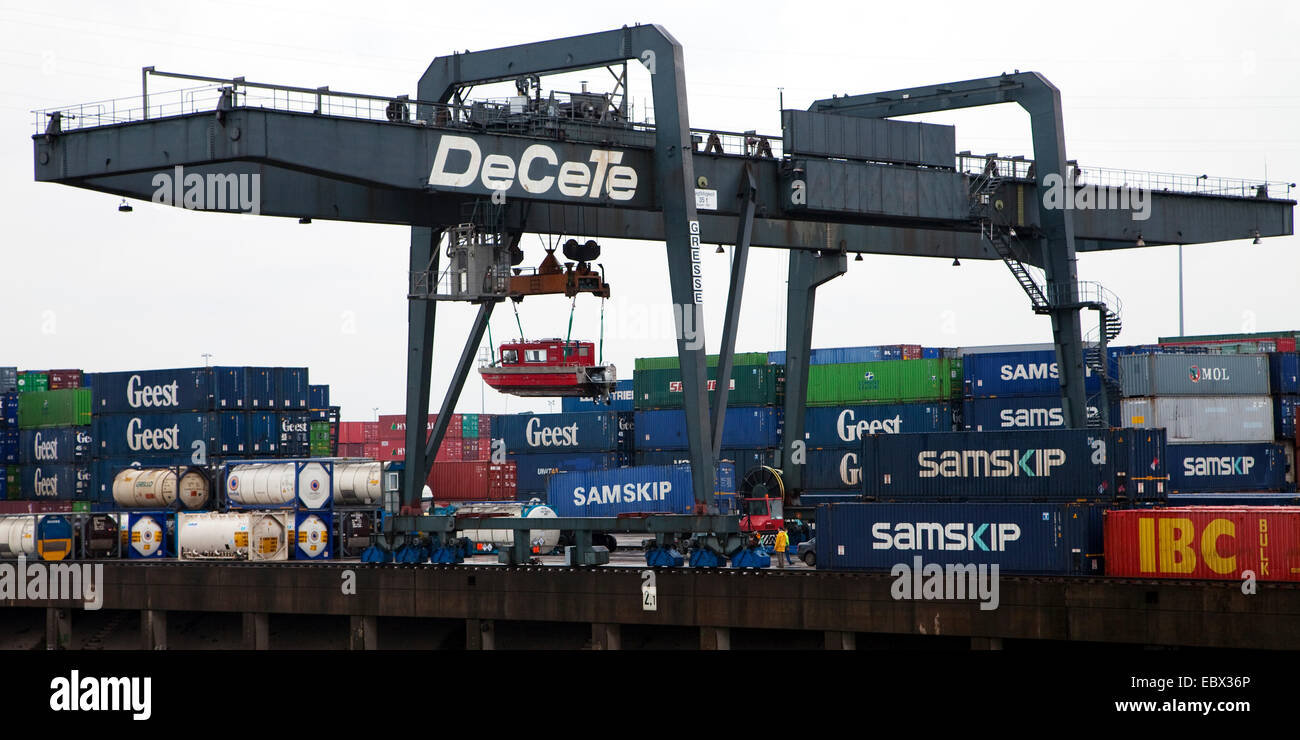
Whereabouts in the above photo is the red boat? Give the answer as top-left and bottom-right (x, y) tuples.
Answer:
(479, 338), (617, 399)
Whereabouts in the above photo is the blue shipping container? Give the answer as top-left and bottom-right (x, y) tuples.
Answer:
(802, 447), (864, 490)
(1269, 353), (1299, 395)
(95, 412), (247, 458)
(493, 411), (632, 455)
(20, 464), (93, 500)
(802, 402), (954, 448)
(1275, 395), (1298, 439)
(561, 379), (635, 413)
(1166, 442), (1294, 493)
(212, 366), (248, 409)
(245, 367), (276, 409)
(768, 346), (886, 366)
(92, 368), (216, 414)
(635, 447), (777, 477)
(277, 412), (310, 457)
(962, 395), (1117, 431)
(309, 384), (331, 409)
(248, 411), (279, 454)
(275, 367), (310, 409)
(1, 392), (18, 426)
(510, 451), (628, 495)
(546, 463), (735, 518)
(633, 408), (781, 450)
(860, 428), (1169, 502)
(19, 427), (94, 464)
(1167, 492), (1300, 506)
(0, 429), (17, 464)
(962, 350), (1099, 398)
(814, 502), (1104, 575)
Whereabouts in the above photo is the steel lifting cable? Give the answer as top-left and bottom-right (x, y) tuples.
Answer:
(563, 294), (577, 360)
(486, 320), (496, 365)
(598, 297), (606, 365)
(510, 299), (526, 340)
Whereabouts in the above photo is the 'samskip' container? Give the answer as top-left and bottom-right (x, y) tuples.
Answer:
(492, 411), (631, 455)
(17, 389), (92, 429)
(859, 428), (1168, 502)
(1120, 396), (1274, 443)
(961, 394), (1112, 432)
(633, 408), (780, 449)
(633, 364), (784, 410)
(19, 427), (94, 465)
(814, 502), (1104, 575)
(1104, 506), (1300, 582)
(95, 412), (248, 458)
(510, 451), (628, 496)
(545, 462), (735, 518)
(962, 350), (1099, 398)
(801, 402), (955, 448)
(805, 358), (961, 406)
(1166, 442), (1294, 493)
(1119, 353), (1271, 397)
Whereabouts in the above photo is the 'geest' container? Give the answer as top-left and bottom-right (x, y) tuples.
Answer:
(511, 451), (629, 495)
(859, 428), (1168, 502)
(1104, 507), (1300, 582)
(798, 402), (955, 448)
(814, 502), (1104, 575)
(962, 394), (1115, 432)
(802, 447), (865, 490)
(1119, 353), (1271, 397)
(95, 412), (248, 458)
(492, 411), (631, 455)
(546, 462), (735, 518)
(1166, 442), (1294, 493)
(19, 427), (93, 465)
(805, 358), (961, 406)
(92, 367), (247, 413)
(562, 379), (635, 413)
(1120, 396), (1274, 443)
(19, 464), (93, 500)
(634, 407), (780, 449)
(962, 350), (1099, 398)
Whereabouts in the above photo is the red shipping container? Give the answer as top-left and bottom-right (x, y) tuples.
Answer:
(363, 422), (379, 443)
(48, 369), (83, 390)
(899, 345), (923, 360)
(426, 461), (516, 501)
(477, 415), (492, 439)
(1105, 507), (1300, 582)
(362, 442), (382, 460)
(378, 414), (438, 440)
(462, 438), (480, 461)
(0, 501), (37, 515)
(445, 414), (463, 439)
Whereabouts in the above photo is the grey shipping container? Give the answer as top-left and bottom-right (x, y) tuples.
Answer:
(1120, 354), (1270, 397)
(1120, 396), (1275, 443)
(0, 368), (16, 394)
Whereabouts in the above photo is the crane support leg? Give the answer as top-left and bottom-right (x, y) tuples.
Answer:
(401, 226), (441, 514)
(710, 164), (758, 457)
(423, 301), (497, 473)
(781, 249), (847, 494)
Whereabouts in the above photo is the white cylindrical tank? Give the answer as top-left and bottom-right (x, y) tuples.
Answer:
(0, 516), (36, 557)
(295, 513), (330, 559)
(226, 463), (331, 509)
(177, 511), (289, 561)
(113, 468), (211, 509)
(331, 462), (384, 506)
(455, 502), (560, 551)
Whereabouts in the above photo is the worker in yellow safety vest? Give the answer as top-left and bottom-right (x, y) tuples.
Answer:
(773, 528), (791, 569)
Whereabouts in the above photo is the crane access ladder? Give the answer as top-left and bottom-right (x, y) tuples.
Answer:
(969, 170), (1123, 427)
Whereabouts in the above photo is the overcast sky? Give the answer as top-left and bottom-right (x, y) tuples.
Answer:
(2, 0), (1296, 420)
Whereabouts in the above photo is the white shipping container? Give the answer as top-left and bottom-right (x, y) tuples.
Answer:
(1120, 396), (1275, 443)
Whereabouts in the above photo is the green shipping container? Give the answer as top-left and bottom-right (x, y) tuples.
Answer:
(18, 388), (93, 429)
(634, 352), (770, 372)
(805, 358), (962, 406)
(634, 364), (784, 409)
(461, 413), (479, 438)
(17, 372), (48, 392)
(72, 501), (91, 513)
(309, 423), (332, 443)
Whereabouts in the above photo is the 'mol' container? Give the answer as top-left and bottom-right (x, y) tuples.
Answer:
(1104, 507), (1300, 582)
(814, 502), (1104, 575)
(859, 428), (1168, 502)
(1119, 353), (1271, 397)
(546, 462), (735, 518)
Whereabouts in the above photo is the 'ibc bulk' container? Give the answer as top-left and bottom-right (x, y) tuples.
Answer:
(814, 502), (1104, 574)
(1120, 354), (1271, 397)
(859, 428), (1168, 502)
(1120, 396), (1274, 443)
(1166, 442), (1294, 493)
(546, 462), (734, 518)
(805, 358), (960, 406)
(802, 402), (954, 448)
(1104, 507), (1300, 582)
(492, 411), (631, 455)
(633, 407), (781, 449)
(962, 350), (1099, 398)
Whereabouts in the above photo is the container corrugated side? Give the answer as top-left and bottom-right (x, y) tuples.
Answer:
(801, 402), (955, 448)
(19, 464), (93, 500)
(510, 451), (628, 495)
(1270, 353), (1299, 395)
(1104, 507), (1300, 581)
(859, 428), (1168, 502)
(633, 408), (780, 449)
(633, 364), (783, 409)
(805, 359), (960, 406)
(1120, 353), (1271, 397)
(814, 502), (1104, 575)
(92, 368), (214, 413)
(1166, 442), (1294, 493)
(17, 389), (92, 429)
(94, 412), (247, 458)
(1277, 395), (1299, 439)
(634, 447), (777, 477)
(962, 349), (1100, 398)
(274, 367), (310, 409)
(1120, 396), (1274, 443)
(18, 427), (94, 465)
(492, 411), (631, 454)
(309, 384), (330, 409)
(962, 394), (1116, 432)
(545, 463), (734, 517)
